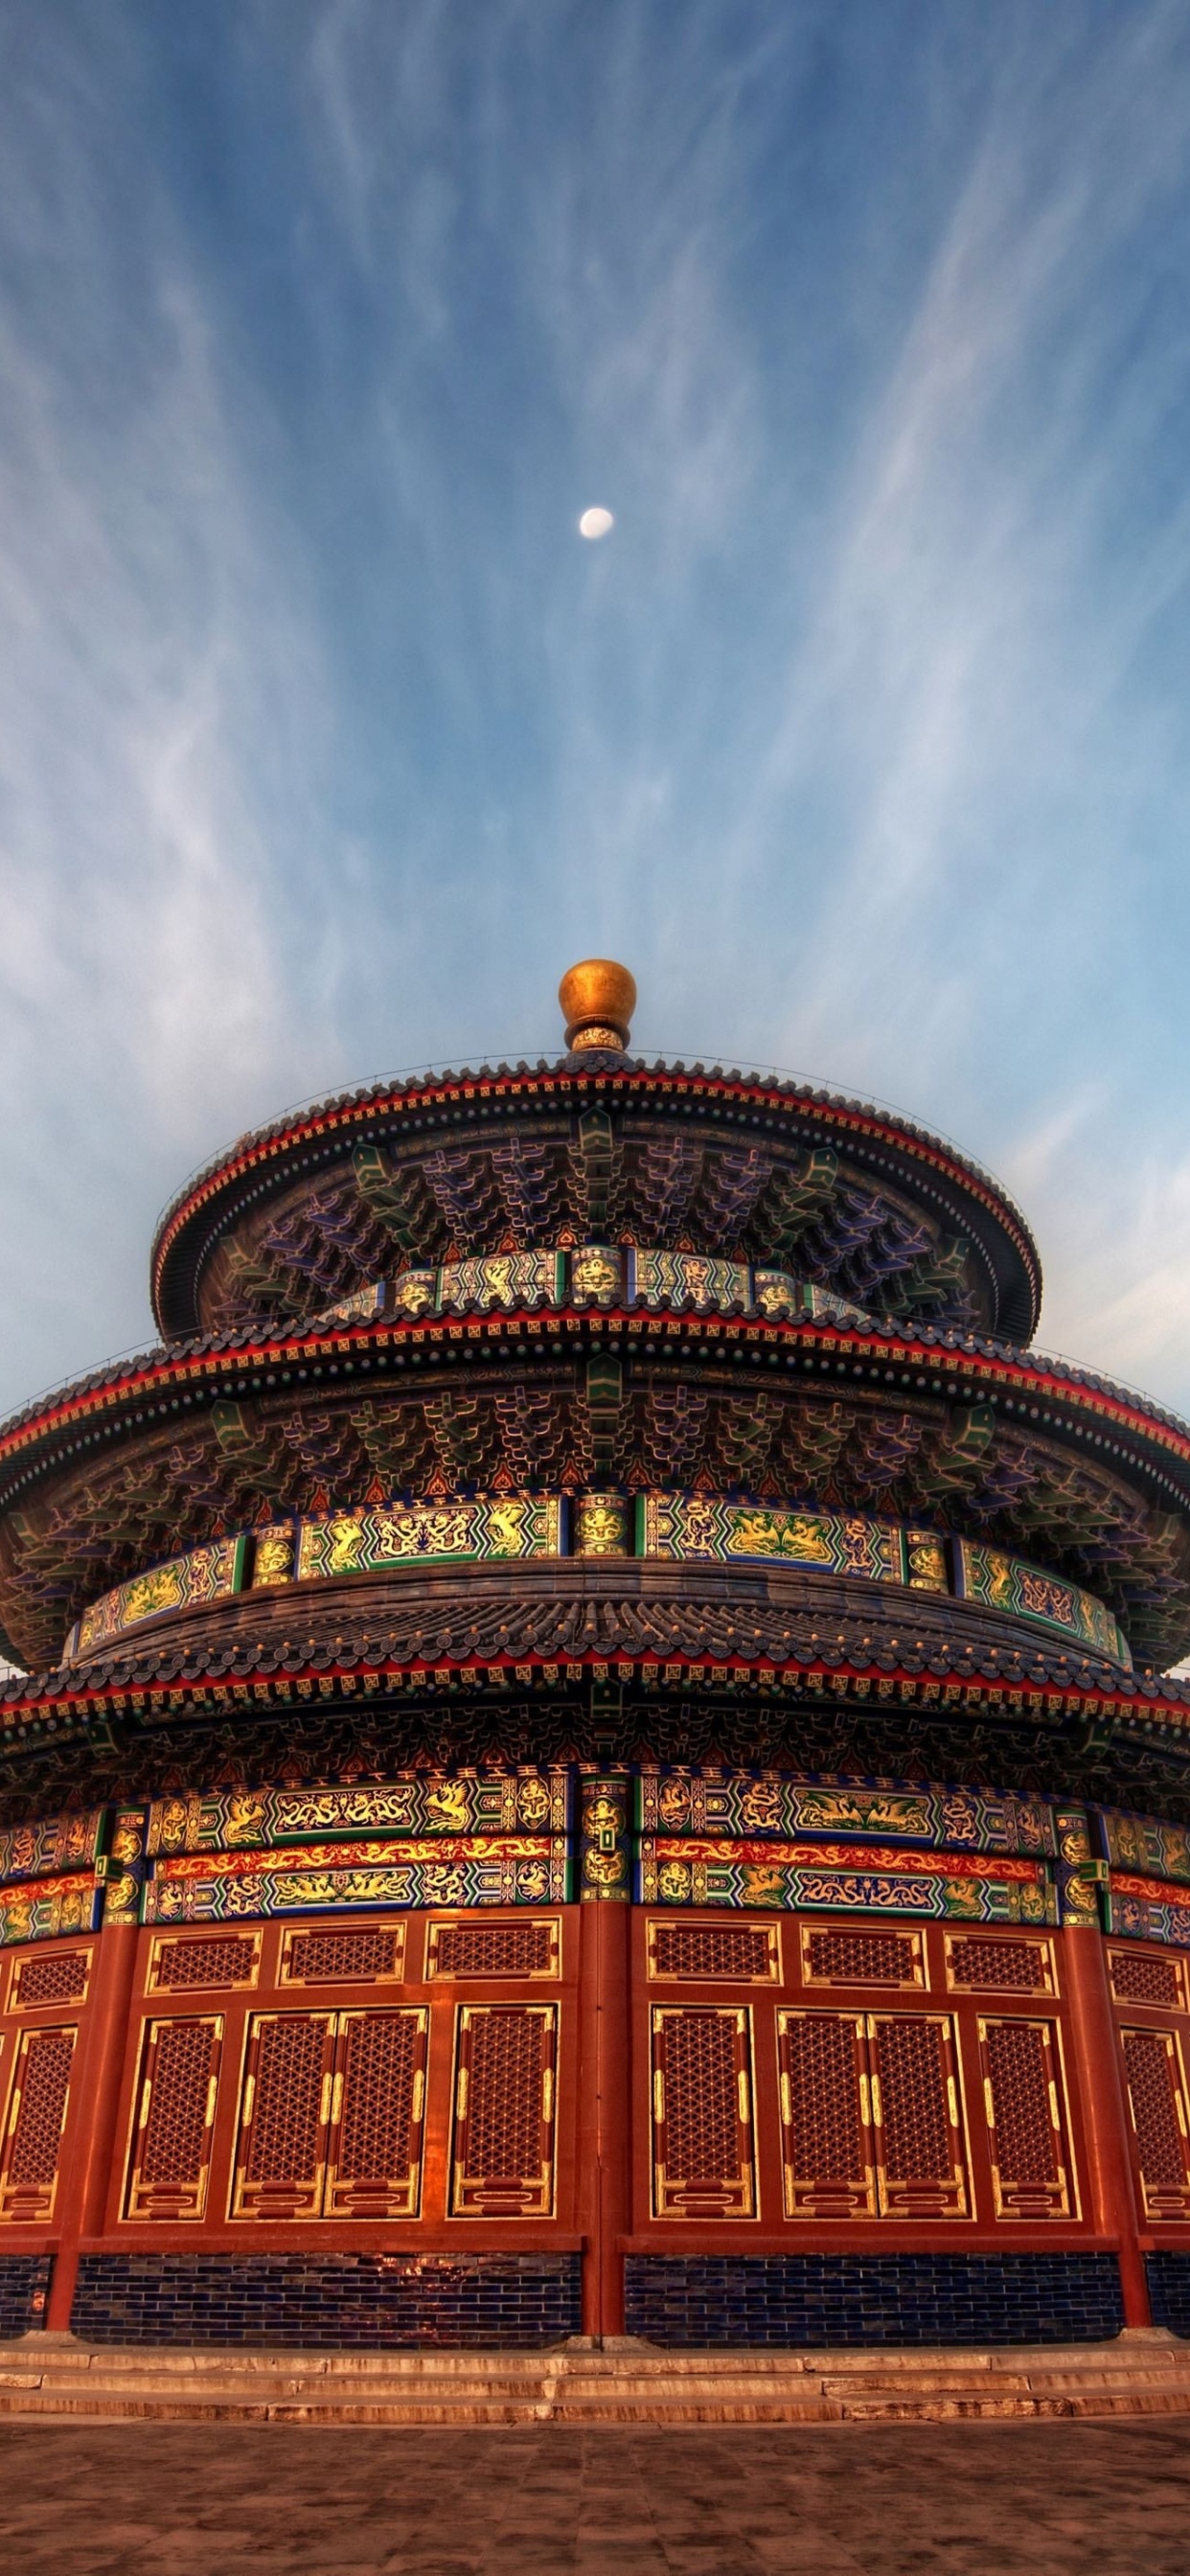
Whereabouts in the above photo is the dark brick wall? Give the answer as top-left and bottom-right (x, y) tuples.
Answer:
(0, 2256), (51, 2338)
(72, 2251), (582, 2349)
(1146, 2252), (1190, 2338)
(625, 2253), (1125, 2347)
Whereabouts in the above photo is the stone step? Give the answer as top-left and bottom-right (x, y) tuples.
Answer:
(0, 2338), (1187, 2426)
(561, 2359), (1190, 2390)
(0, 2359), (548, 2395)
(0, 2339), (556, 2379)
(11, 2335), (1188, 2381)
(553, 2369), (1190, 2410)
(0, 2387), (552, 2426)
(815, 2366), (1188, 2397)
(558, 2340), (1190, 2379)
(613, 2336), (1179, 2358)
(28, 2380), (548, 2411)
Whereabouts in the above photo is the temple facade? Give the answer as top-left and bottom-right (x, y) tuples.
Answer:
(1, 961), (1190, 2352)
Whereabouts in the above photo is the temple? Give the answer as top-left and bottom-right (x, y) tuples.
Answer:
(3, 959), (1190, 2367)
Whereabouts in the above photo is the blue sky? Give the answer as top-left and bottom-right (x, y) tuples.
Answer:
(3, 0), (1190, 1416)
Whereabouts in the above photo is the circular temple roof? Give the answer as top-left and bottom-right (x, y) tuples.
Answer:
(11, 963), (1190, 1826)
(149, 1049), (1042, 1349)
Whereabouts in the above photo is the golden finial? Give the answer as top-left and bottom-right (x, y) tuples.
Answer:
(559, 958), (637, 1054)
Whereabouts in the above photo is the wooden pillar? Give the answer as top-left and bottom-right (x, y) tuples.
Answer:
(587, 1900), (630, 2337)
(578, 1771), (632, 2339)
(45, 1920), (139, 2333)
(1062, 1924), (1151, 2327)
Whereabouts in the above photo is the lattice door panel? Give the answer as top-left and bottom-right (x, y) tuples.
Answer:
(324, 2010), (428, 2219)
(1121, 2027), (1190, 2220)
(0, 2024), (77, 2221)
(426, 1918), (561, 1980)
(449, 2004), (558, 2217)
(868, 2013), (970, 2218)
(777, 2011), (876, 2218)
(651, 2005), (756, 2220)
(8, 1948), (92, 2012)
(280, 1924), (406, 1987)
(149, 1933), (262, 1993)
(978, 2016), (1076, 2218)
(648, 1920), (779, 1984)
(945, 1935), (1057, 1997)
(800, 1926), (925, 1990)
(230, 2012), (336, 2219)
(126, 2016), (222, 2220)
(450, 2004), (558, 2217)
(1110, 1948), (1186, 2012)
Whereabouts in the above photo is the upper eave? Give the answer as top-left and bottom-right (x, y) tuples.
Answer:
(149, 1056), (1042, 1344)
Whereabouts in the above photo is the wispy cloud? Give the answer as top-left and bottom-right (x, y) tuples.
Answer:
(0, 18), (346, 1398)
(3, 2), (1190, 1417)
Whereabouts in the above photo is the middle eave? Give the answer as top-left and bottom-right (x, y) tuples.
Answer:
(3, 1305), (1190, 1525)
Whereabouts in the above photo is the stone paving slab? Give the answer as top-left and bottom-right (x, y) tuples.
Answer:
(2, 2417), (1190, 2576)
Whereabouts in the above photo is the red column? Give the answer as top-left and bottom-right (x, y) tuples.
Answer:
(577, 1770), (632, 2339)
(1062, 1925), (1151, 2328)
(583, 1899), (629, 2338)
(45, 1922), (139, 2333)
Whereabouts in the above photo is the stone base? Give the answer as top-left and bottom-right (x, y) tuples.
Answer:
(2, 2334), (1190, 2425)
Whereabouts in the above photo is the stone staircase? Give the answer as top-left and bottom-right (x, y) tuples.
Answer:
(0, 2332), (1189, 2425)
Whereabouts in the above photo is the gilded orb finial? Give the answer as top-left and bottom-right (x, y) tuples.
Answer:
(559, 958), (637, 1054)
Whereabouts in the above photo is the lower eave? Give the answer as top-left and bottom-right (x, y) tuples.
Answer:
(4, 1641), (1190, 1757)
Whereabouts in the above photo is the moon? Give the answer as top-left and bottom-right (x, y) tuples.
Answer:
(578, 507), (614, 540)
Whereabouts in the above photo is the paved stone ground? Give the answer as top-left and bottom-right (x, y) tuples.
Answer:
(2, 2416), (1189, 2575)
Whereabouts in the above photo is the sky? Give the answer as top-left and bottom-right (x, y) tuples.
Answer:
(3, 0), (1190, 1420)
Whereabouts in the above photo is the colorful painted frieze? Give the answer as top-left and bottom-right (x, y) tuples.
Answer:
(640, 1493), (904, 1583)
(292, 1245), (1022, 1337)
(0, 1872), (102, 1947)
(150, 1833), (561, 1885)
(251, 1525), (296, 1588)
(572, 1492), (632, 1555)
(638, 1773), (1056, 1856)
(1110, 1868), (1190, 1908)
(1107, 1876), (1190, 1950)
(143, 1834), (569, 1922)
(752, 1272), (877, 1330)
(641, 1835), (1048, 1888)
(389, 1269), (439, 1318)
(954, 1538), (1129, 1668)
(294, 1492), (562, 1581)
(579, 1776), (631, 1901)
(1054, 1808), (1094, 1864)
(0, 1808), (103, 1885)
(103, 1807), (149, 1925)
(752, 1269), (811, 1322)
(313, 1248), (887, 1328)
(1056, 1863), (1104, 1926)
(1098, 1807), (1190, 1886)
(146, 1771), (568, 1857)
(804, 1281), (880, 1328)
(73, 1537), (247, 1658)
(318, 1281), (388, 1326)
(439, 1250), (564, 1314)
(63, 1485), (1128, 1680)
(568, 1245), (623, 1308)
(904, 1529), (950, 1592)
(639, 1838), (1052, 1922)
(632, 1250), (750, 1313)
